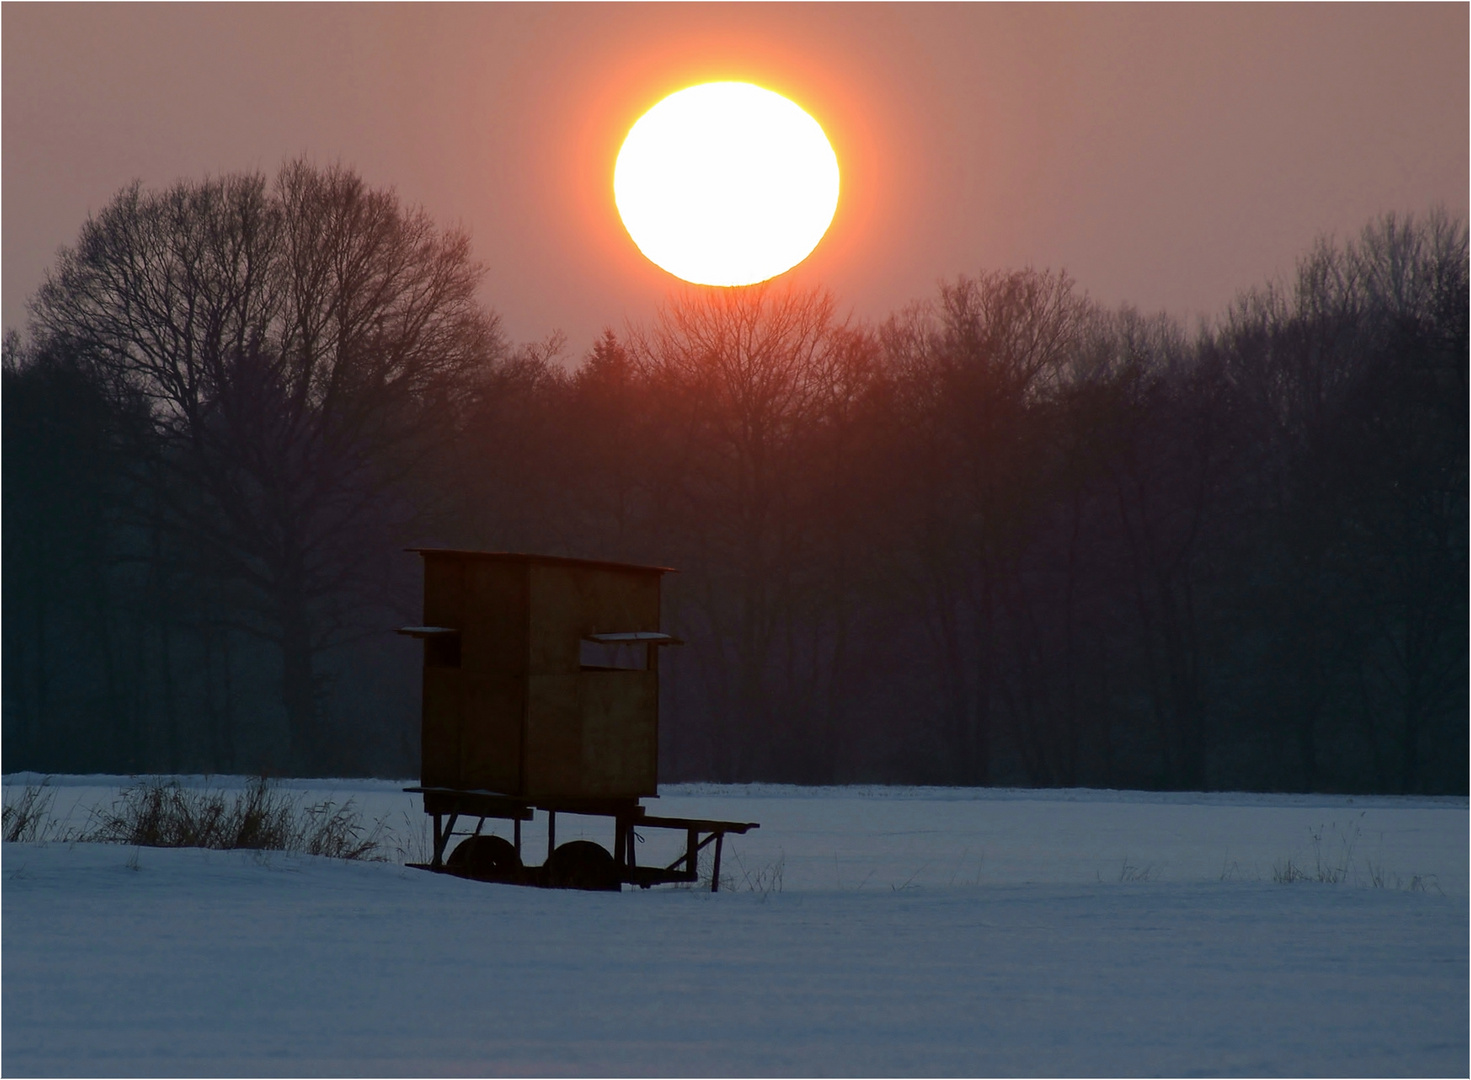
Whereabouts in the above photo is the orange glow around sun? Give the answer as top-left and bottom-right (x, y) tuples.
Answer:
(614, 82), (840, 287)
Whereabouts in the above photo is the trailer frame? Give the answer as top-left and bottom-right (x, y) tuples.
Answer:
(404, 786), (758, 891)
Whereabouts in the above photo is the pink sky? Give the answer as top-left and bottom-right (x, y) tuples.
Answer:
(4, 3), (1466, 354)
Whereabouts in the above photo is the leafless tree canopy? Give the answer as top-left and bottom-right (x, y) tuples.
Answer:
(22, 162), (501, 768)
(6, 189), (1466, 793)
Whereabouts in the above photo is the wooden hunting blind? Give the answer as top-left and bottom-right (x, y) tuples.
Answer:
(399, 549), (756, 891)
(402, 549), (674, 801)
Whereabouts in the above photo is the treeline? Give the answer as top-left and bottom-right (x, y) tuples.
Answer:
(4, 162), (1466, 792)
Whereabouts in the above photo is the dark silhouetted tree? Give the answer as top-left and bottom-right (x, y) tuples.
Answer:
(28, 161), (502, 770)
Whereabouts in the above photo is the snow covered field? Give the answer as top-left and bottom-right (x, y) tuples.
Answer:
(4, 777), (1466, 1077)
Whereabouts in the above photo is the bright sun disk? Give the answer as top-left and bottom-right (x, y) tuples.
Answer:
(614, 82), (840, 287)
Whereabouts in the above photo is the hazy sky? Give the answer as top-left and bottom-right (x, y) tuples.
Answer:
(5, 3), (1466, 354)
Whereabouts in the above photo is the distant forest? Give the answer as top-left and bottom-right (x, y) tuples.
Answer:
(5, 162), (1466, 793)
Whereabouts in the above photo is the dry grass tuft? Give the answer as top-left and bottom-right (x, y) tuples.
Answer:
(728, 850), (785, 896)
(3, 783), (61, 843)
(82, 776), (388, 860)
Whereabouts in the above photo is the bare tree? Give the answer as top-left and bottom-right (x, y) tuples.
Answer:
(626, 283), (870, 778)
(877, 270), (1088, 783)
(30, 161), (501, 769)
(1218, 211), (1468, 792)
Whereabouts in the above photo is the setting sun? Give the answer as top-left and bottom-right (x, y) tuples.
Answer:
(614, 81), (840, 287)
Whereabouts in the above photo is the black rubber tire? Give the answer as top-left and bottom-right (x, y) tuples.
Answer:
(446, 834), (521, 880)
(543, 839), (621, 891)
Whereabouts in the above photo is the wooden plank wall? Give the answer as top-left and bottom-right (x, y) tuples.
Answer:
(417, 554), (663, 801)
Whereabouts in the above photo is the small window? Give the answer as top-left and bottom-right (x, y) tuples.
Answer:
(580, 639), (646, 671)
(400, 626), (462, 668)
(426, 634), (461, 668)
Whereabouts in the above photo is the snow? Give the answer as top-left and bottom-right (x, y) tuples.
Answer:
(4, 778), (1467, 1077)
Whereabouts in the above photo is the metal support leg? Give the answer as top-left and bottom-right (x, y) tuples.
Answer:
(514, 817), (521, 860)
(711, 833), (725, 893)
(432, 812), (460, 868)
(685, 828), (698, 881)
(547, 810), (556, 862)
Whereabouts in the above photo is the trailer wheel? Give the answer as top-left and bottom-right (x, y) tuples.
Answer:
(544, 840), (620, 891)
(446, 835), (521, 880)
